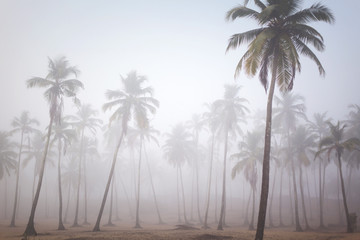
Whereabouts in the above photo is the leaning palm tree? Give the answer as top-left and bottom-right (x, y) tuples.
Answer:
(24, 56), (83, 236)
(93, 71), (158, 232)
(9, 111), (39, 227)
(67, 104), (102, 226)
(214, 84), (249, 230)
(315, 121), (360, 233)
(225, 1), (334, 239)
(50, 120), (77, 230)
(163, 123), (193, 224)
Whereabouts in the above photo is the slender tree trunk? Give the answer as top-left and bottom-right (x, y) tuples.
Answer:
(114, 174), (121, 221)
(318, 160), (325, 229)
(120, 176), (134, 219)
(72, 130), (84, 227)
(190, 167), (195, 221)
(249, 187), (256, 230)
(23, 116), (54, 236)
(346, 167), (353, 202)
(268, 166), (277, 228)
(10, 131), (24, 227)
(203, 134), (215, 229)
(105, 175), (115, 226)
(176, 169), (181, 223)
(243, 189), (251, 226)
(299, 165), (310, 230)
(337, 155), (353, 233)
(179, 166), (189, 224)
(57, 140), (65, 230)
(217, 129), (229, 230)
(64, 179), (71, 224)
(194, 133), (202, 224)
(291, 161), (303, 232)
(93, 130), (125, 232)
(278, 165), (285, 227)
(305, 170), (313, 221)
(214, 167), (218, 224)
(255, 60), (277, 240)
(134, 137), (143, 228)
(288, 173), (294, 226)
(144, 145), (163, 224)
(83, 153), (89, 225)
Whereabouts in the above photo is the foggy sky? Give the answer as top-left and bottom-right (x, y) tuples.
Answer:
(0, 0), (359, 133)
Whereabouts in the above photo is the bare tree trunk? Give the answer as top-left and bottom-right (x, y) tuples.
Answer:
(179, 166), (189, 224)
(73, 130), (84, 227)
(63, 179), (71, 224)
(268, 166), (277, 228)
(10, 131), (24, 227)
(305, 170), (313, 221)
(299, 165), (310, 230)
(114, 174), (121, 221)
(57, 140), (65, 230)
(255, 67), (276, 240)
(203, 134), (215, 229)
(278, 165), (285, 227)
(23, 116), (54, 236)
(93, 131), (125, 232)
(105, 175), (115, 226)
(291, 161), (303, 232)
(249, 187), (256, 230)
(134, 137), (143, 228)
(289, 173), (294, 226)
(176, 169), (181, 223)
(337, 155), (353, 233)
(217, 129), (229, 230)
(243, 189), (251, 226)
(318, 160), (325, 229)
(83, 153), (90, 225)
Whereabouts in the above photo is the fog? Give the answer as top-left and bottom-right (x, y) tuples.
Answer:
(0, 0), (360, 238)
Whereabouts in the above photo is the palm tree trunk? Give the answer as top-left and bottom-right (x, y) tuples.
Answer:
(217, 129), (229, 230)
(337, 155), (353, 233)
(176, 169), (181, 223)
(106, 175), (115, 226)
(114, 175), (121, 221)
(64, 179), (71, 224)
(134, 137), (143, 228)
(249, 187), (256, 230)
(93, 130), (125, 232)
(194, 134), (202, 224)
(305, 170), (313, 221)
(83, 153), (89, 225)
(23, 116), (54, 236)
(255, 59), (277, 240)
(268, 166), (277, 228)
(291, 161), (303, 232)
(57, 140), (65, 230)
(203, 134), (215, 229)
(120, 176), (134, 219)
(144, 145), (163, 224)
(318, 160), (325, 228)
(243, 189), (251, 226)
(279, 165), (285, 227)
(72, 130), (84, 227)
(179, 165), (189, 224)
(289, 173), (294, 226)
(10, 131), (24, 227)
(299, 165), (310, 230)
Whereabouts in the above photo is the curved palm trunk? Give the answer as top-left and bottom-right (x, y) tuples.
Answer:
(255, 60), (277, 240)
(10, 131), (24, 227)
(23, 116), (54, 236)
(72, 130), (84, 227)
(299, 165), (310, 230)
(93, 130), (125, 232)
(57, 140), (65, 230)
(291, 161), (303, 232)
(179, 166), (189, 224)
(217, 129), (229, 230)
(134, 137), (143, 228)
(268, 166), (277, 228)
(337, 154), (353, 233)
(203, 134), (215, 229)
(144, 145), (163, 224)
(105, 175), (115, 226)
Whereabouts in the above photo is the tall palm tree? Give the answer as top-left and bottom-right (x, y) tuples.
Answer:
(50, 120), (76, 230)
(214, 84), (249, 230)
(315, 121), (360, 233)
(93, 71), (158, 232)
(67, 104), (102, 226)
(186, 114), (205, 223)
(231, 130), (263, 230)
(307, 111), (331, 229)
(9, 111), (39, 227)
(225, 1), (334, 238)
(163, 123), (193, 224)
(24, 56), (83, 236)
(128, 124), (161, 227)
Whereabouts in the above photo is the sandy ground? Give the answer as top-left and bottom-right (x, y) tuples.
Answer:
(1, 219), (359, 240)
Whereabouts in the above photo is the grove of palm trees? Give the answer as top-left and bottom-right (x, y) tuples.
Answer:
(1, 1), (360, 240)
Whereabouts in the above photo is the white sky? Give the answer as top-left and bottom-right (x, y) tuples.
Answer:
(0, 0), (359, 133)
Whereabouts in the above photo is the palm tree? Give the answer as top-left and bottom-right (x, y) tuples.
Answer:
(9, 111), (39, 227)
(231, 130), (263, 230)
(225, 1), (334, 238)
(128, 124), (162, 227)
(67, 104), (102, 226)
(50, 120), (77, 230)
(163, 123), (193, 224)
(93, 71), (158, 232)
(214, 84), (249, 230)
(186, 114), (205, 223)
(307, 112), (331, 229)
(315, 121), (360, 233)
(24, 56), (83, 236)
(0, 132), (17, 219)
